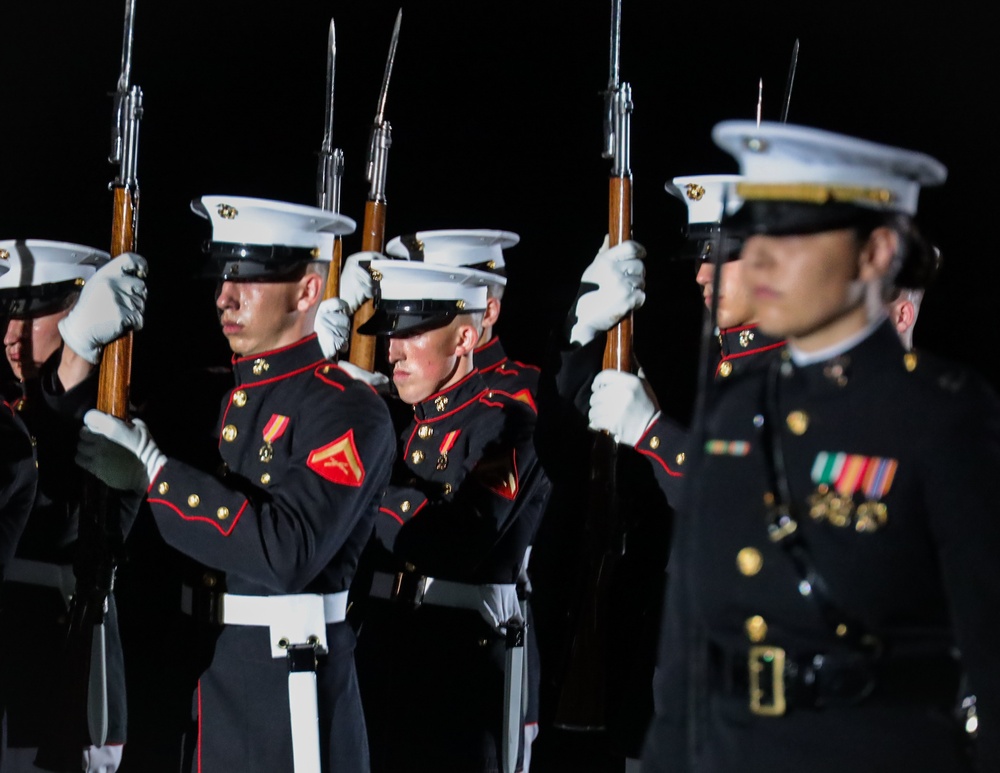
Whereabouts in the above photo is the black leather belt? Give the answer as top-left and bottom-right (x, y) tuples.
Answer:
(708, 641), (961, 717)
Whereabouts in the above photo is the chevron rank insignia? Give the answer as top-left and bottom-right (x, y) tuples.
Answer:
(474, 448), (519, 501)
(307, 430), (366, 486)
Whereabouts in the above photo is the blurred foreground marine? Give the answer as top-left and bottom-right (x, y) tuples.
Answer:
(350, 258), (549, 773)
(641, 122), (1000, 772)
(0, 240), (146, 773)
(76, 197), (396, 773)
(0, 406), (34, 581)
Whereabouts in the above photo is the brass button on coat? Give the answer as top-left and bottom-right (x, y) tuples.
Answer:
(411, 450), (425, 464)
(786, 411), (809, 435)
(187, 494), (201, 508)
(649, 436), (660, 450)
(222, 424), (238, 442)
(418, 425), (434, 440)
(737, 547), (763, 577)
(400, 500), (411, 513)
(260, 472), (271, 485)
(745, 615), (768, 642)
(232, 390), (248, 407)
(157, 482), (169, 495)
(719, 361), (733, 378)
(675, 452), (686, 466)
(217, 507), (230, 520)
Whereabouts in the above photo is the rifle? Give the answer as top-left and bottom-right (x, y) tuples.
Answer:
(64, 0), (143, 751)
(554, 0), (633, 732)
(318, 17), (346, 300)
(348, 9), (401, 370)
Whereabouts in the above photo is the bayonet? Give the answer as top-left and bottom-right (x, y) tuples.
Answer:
(602, 0), (631, 178)
(350, 9), (402, 370)
(756, 78), (764, 128)
(366, 9), (401, 201)
(780, 39), (800, 123)
(110, 0), (142, 188)
(318, 18), (344, 213)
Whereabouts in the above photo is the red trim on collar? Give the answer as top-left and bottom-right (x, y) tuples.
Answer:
(231, 333), (320, 365)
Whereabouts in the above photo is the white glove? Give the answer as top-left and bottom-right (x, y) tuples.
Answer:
(82, 744), (123, 773)
(337, 361), (391, 393)
(588, 369), (661, 447)
(314, 297), (351, 359)
(339, 251), (379, 314)
(569, 237), (646, 346)
(58, 253), (148, 365)
(475, 583), (525, 634)
(76, 410), (166, 492)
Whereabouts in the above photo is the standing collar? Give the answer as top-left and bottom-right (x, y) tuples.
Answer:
(412, 369), (488, 421)
(231, 334), (326, 386)
(474, 337), (507, 372)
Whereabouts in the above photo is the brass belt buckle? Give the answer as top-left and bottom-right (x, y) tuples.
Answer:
(392, 571), (428, 607)
(748, 645), (787, 716)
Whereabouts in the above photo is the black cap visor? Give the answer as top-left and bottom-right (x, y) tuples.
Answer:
(0, 281), (82, 318)
(201, 241), (318, 281)
(724, 200), (884, 237)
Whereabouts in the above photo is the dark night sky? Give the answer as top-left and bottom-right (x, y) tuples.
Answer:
(3, 2), (997, 418)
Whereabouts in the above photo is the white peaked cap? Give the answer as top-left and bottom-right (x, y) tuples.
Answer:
(665, 175), (744, 225)
(385, 229), (517, 275)
(712, 121), (946, 216)
(0, 239), (108, 289)
(191, 195), (356, 258)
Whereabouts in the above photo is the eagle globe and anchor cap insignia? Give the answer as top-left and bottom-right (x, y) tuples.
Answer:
(307, 430), (366, 486)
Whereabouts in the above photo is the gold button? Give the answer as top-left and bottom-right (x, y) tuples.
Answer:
(745, 615), (768, 643)
(786, 411), (808, 435)
(763, 491), (775, 506)
(737, 547), (763, 577)
(434, 396), (449, 412)
(835, 623), (848, 638)
(217, 507), (230, 520)
(232, 390), (248, 407)
(157, 482), (169, 495)
(222, 424), (238, 442)
(400, 500), (411, 512)
(252, 358), (270, 376)
(903, 352), (918, 372)
(443, 483), (453, 495)
(411, 450), (425, 464)
(719, 361), (733, 378)
(418, 425), (434, 440)
(675, 452), (686, 466)
(649, 436), (660, 450)
(260, 472), (271, 485)
(323, 365), (330, 373)
(187, 494), (201, 508)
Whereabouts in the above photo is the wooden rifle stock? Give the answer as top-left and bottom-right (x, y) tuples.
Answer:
(323, 237), (343, 301)
(555, 173), (633, 731)
(347, 198), (385, 370)
(97, 185), (138, 417)
(603, 175), (633, 369)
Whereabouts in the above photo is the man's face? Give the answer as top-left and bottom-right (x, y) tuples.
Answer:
(215, 279), (306, 357)
(4, 310), (68, 380)
(740, 228), (867, 348)
(695, 260), (755, 330)
(387, 319), (469, 405)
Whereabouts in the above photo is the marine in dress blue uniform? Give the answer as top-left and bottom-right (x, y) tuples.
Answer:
(641, 122), (1000, 773)
(76, 197), (396, 773)
(351, 259), (549, 773)
(0, 241), (146, 773)
(385, 229), (544, 764)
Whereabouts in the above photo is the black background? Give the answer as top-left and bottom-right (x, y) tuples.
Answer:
(2, 1), (996, 417)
